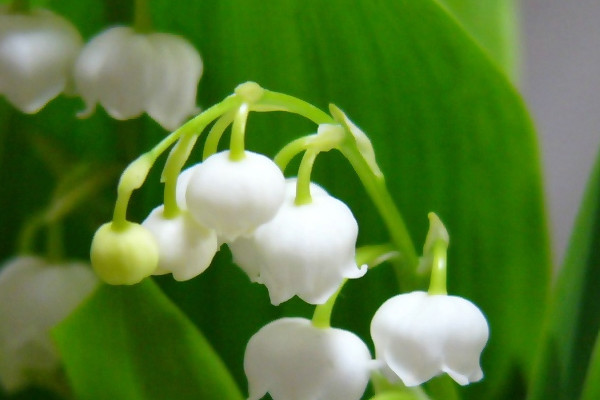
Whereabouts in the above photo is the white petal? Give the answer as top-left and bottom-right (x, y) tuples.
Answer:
(252, 185), (363, 305)
(244, 318), (371, 400)
(370, 291), (489, 386)
(0, 9), (82, 113)
(145, 33), (202, 130)
(185, 151), (285, 241)
(74, 27), (155, 120)
(142, 205), (218, 281)
(0, 256), (98, 392)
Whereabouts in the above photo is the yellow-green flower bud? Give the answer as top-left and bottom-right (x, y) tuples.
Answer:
(90, 222), (158, 285)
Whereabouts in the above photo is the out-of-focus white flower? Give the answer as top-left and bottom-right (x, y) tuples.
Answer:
(244, 317), (372, 400)
(370, 291), (489, 387)
(185, 151), (286, 242)
(0, 256), (98, 393)
(142, 205), (217, 281)
(230, 178), (366, 305)
(0, 8), (82, 113)
(74, 26), (202, 130)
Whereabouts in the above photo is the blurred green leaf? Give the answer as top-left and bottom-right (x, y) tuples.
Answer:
(52, 280), (243, 400)
(437, 0), (520, 79)
(528, 148), (600, 400)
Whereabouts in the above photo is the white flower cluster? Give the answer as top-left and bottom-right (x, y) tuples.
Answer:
(0, 7), (201, 130)
(139, 150), (366, 305)
(242, 294), (488, 400)
(0, 256), (98, 393)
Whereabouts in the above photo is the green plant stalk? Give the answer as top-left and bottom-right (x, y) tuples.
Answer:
(295, 149), (318, 205)
(427, 239), (448, 295)
(229, 103), (249, 161)
(112, 95), (241, 229)
(203, 111), (236, 160)
(162, 133), (198, 218)
(133, 0), (153, 33)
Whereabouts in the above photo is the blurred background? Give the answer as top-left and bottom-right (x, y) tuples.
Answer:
(523, 0), (600, 264)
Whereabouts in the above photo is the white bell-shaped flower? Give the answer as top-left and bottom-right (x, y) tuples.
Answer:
(0, 8), (82, 113)
(142, 205), (218, 281)
(230, 178), (366, 305)
(0, 256), (98, 392)
(185, 151), (285, 242)
(244, 317), (372, 400)
(74, 26), (202, 130)
(370, 291), (489, 387)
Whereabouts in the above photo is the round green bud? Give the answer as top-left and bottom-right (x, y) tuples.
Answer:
(90, 221), (159, 285)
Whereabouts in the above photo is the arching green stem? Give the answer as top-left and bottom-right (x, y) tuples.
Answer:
(273, 135), (314, 172)
(339, 141), (419, 286)
(203, 110), (236, 160)
(295, 149), (318, 206)
(133, 0), (153, 33)
(111, 95), (241, 229)
(162, 133), (198, 218)
(229, 104), (249, 161)
(254, 91), (333, 124)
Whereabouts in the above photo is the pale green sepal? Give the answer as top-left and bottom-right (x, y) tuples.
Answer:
(418, 212), (450, 275)
(330, 104), (383, 178)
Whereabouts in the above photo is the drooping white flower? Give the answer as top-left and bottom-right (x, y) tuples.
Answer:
(0, 8), (82, 113)
(229, 178), (366, 305)
(370, 291), (489, 387)
(142, 205), (217, 281)
(0, 256), (98, 393)
(74, 26), (202, 130)
(244, 317), (372, 400)
(185, 150), (286, 242)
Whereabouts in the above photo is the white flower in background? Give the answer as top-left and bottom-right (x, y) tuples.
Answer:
(74, 26), (202, 130)
(0, 8), (82, 113)
(244, 317), (372, 400)
(229, 178), (366, 305)
(142, 205), (218, 281)
(0, 256), (98, 393)
(370, 291), (489, 387)
(185, 151), (286, 242)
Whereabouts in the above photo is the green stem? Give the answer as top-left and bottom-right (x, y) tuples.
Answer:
(273, 135), (314, 172)
(46, 222), (63, 262)
(312, 281), (344, 329)
(295, 149), (318, 205)
(17, 212), (45, 255)
(111, 95), (241, 228)
(339, 142), (419, 287)
(203, 111), (236, 160)
(255, 91), (333, 124)
(162, 133), (198, 218)
(229, 104), (249, 161)
(427, 239), (448, 295)
(8, 0), (29, 13)
(133, 0), (153, 33)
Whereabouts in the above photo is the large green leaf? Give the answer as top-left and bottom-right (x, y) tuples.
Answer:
(52, 280), (243, 400)
(528, 147), (600, 400)
(0, 0), (550, 399)
(437, 0), (520, 79)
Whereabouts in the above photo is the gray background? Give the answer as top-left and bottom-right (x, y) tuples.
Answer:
(523, 0), (600, 265)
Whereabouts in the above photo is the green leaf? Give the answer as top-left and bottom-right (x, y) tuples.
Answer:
(581, 330), (600, 400)
(437, 0), (520, 79)
(52, 280), (243, 400)
(528, 147), (600, 400)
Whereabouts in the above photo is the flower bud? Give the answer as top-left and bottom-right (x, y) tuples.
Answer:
(90, 221), (158, 285)
(185, 151), (285, 242)
(244, 318), (372, 400)
(0, 256), (97, 392)
(142, 205), (217, 281)
(370, 291), (489, 386)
